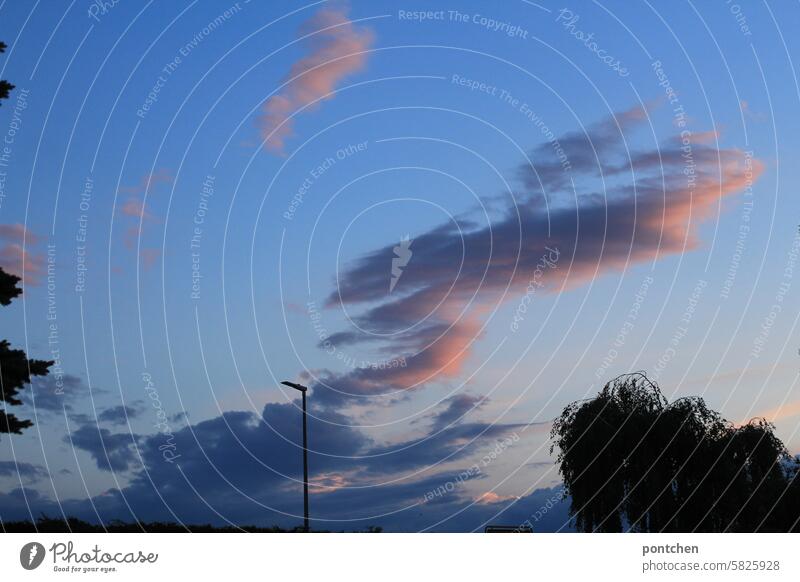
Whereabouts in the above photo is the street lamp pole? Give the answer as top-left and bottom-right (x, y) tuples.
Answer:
(281, 381), (309, 532)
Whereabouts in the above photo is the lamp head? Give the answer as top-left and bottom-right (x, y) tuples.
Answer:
(281, 381), (308, 393)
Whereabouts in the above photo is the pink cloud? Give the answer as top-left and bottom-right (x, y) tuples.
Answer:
(119, 170), (171, 221)
(121, 198), (152, 220)
(308, 472), (350, 494)
(140, 248), (160, 271)
(119, 171), (172, 266)
(256, 7), (374, 153)
(0, 224), (46, 284)
(118, 169), (172, 195)
(0, 223), (44, 245)
(284, 301), (306, 314)
(474, 491), (518, 505)
(747, 400), (800, 424)
(0, 243), (45, 284)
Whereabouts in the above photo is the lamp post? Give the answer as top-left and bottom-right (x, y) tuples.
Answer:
(281, 381), (309, 532)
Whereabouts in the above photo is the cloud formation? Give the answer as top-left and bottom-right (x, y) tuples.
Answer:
(256, 7), (373, 153)
(4, 394), (540, 530)
(307, 106), (762, 408)
(0, 480), (569, 532)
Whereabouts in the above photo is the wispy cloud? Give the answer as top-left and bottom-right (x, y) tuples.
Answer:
(118, 170), (171, 269)
(256, 6), (374, 153)
(749, 400), (800, 424)
(118, 169), (172, 196)
(119, 169), (171, 226)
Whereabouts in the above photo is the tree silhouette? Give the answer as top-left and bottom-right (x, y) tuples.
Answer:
(0, 42), (14, 103)
(551, 373), (799, 532)
(0, 268), (53, 435)
(0, 45), (50, 435)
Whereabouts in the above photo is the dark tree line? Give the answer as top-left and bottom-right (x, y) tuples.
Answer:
(0, 46), (53, 436)
(1, 515), (382, 533)
(551, 373), (800, 532)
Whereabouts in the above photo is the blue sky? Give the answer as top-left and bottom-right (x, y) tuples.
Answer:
(0, 0), (798, 531)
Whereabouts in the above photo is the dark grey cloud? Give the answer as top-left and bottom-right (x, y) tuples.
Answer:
(2, 395), (538, 529)
(358, 421), (523, 478)
(517, 103), (650, 194)
(0, 461), (48, 483)
(22, 374), (85, 412)
(430, 393), (487, 431)
(21, 373), (110, 420)
(97, 404), (141, 425)
(66, 425), (139, 472)
(0, 480), (571, 532)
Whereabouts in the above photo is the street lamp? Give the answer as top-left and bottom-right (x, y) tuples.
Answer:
(281, 381), (309, 532)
